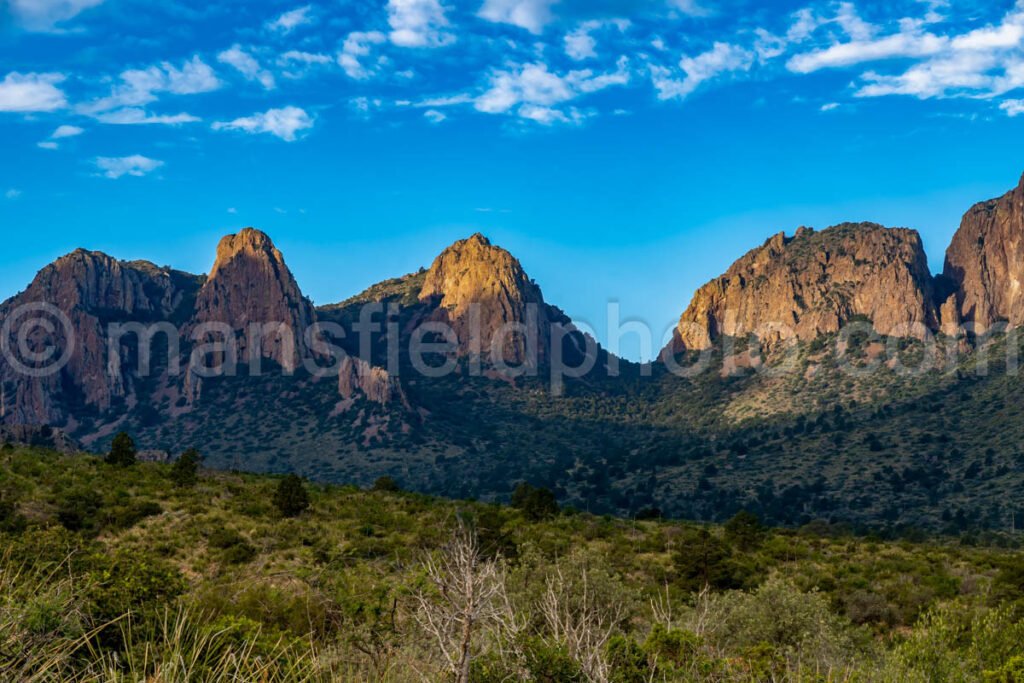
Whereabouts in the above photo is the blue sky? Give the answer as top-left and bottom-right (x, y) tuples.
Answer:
(4, 0), (1024, 360)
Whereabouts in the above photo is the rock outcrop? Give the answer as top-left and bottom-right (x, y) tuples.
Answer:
(663, 223), (938, 355)
(419, 233), (567, 366)
(943, 173), (1024, 332)
(0, 424), (79, 453)
(189, 228), (316, 372)
(338, 356), (407, 407)
(0, 249), (200, 425)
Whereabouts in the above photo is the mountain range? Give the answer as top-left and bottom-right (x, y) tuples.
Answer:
(6, 173), (1024, 534)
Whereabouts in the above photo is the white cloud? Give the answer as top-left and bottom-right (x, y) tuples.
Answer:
(478, 0), (555, 34)
(5, 188), (22, 199)
(218, 45), (276, 90)
(666, 0), (707, 15)
(565, 19), (629, 61)
(424, 109), (447, 123)
(787, 30), (947, 74)
(566, 23), (598, 61)
(280, 51), (332, 65)
(94, 108), (200, 125)
(212, 106), (313, 141)
(845, 5), (1024, 100)
(518, 104), (589, 125)
(267, 5), (313, 33)
(38, 123), (83, 149)
(652, 42), (754, 100)
(475, 59), (630, 123)
(81, 57), (220, 114)
(0, 72), (67, 112)
(782, 2), (1024, 103)
(7, 0), (104, 31)
(835, 2), (875, 41)
(339, 31), (387, 79)
(418, 93), (475, 107)
(820, 102), (840, 111)
(95, 155), (164, 179)
(1000, 99), (1024, 116)
(227, 207), (238, 214)
(51, 124), (83, 138)
(387, 0), (454, 48)
(350, 96), (384, 114)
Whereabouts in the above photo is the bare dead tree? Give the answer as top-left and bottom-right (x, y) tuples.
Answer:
(413, 519), (508, 683)
(540, 564), (624, 683)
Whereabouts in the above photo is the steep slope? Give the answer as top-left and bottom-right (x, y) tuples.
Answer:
(944, 173), (1024, 332)
(0, 249), (201, 425)
(418, 233), (572, 367)
(663, 223), (938, 356)
(189, 228), (316, 372)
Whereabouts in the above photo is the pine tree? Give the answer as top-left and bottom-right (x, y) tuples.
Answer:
(170, 448), (201, 488)
(273, 474), (310, 517)
(106, 432), (137, 467)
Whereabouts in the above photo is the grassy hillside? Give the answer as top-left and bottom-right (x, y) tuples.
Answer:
(2, 445), (1024, 681)
(85, 323), (1024, 536)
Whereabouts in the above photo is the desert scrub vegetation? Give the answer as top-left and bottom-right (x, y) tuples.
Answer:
(1, 445), (1024, 681)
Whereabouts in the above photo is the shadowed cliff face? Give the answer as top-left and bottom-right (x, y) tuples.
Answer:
(944, 174), (1024, 332)
(190, 228), (316, 372)
(0, 249), (200, 425)
(663, 223), (938, 356)
(419, 233), (564, 366)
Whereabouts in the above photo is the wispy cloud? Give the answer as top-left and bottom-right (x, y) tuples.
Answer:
(37, 124), (84, 149)
(7, 0), (105, 31)
(95, 155), (164, 179)
(0, 72), (67, 112)
(565, 20), (630, 61)
(387, 0), (454, 48)
(218, 45), (276, 90)
(340, 31), (388, 79)
(4, 188), (22, 199)
(424, 109), (447, 123)
(1000, 99), (1024, 116)
(267, 5), (313, 33)
(93, 108), (199, 125)
(80, 57), (220, 118)
(652, 42), (754, 100)
(475, 58), (630, 124)
(478, 0), (556, 34)
(212, 106), (314, 141)
(52, 124), (84, 138)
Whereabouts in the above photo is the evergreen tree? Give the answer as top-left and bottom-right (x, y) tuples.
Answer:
(511, 483), (559, 521)
(106, 432), (137, 467)
(372, 476), (400, 492)
(170, 449), (201, 488)
(724, 510), (766, 551)
(274, 474), (310, 517)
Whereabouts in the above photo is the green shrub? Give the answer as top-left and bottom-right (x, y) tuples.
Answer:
(56, 488), (103, 533)
(511, 483), (559, 521)
(607, 635), (649, 683)
(371, 476), (399, 492)
(106, 432), (137, 467)
(523, 637), (583, 682)
(170, 448), (202, 488)
(273, 475), (310, 518)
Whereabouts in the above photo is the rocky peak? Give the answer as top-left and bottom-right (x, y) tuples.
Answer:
(1, 250), (201, 426)
(943, 173), (1024, 332)
(20, 248), (187, 318)
(191, 228), (316, 371)
(663, 222), (938, 356)
(419, 233), (554, 365)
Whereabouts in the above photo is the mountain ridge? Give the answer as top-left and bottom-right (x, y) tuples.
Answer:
(6, 173), (1024, 530)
